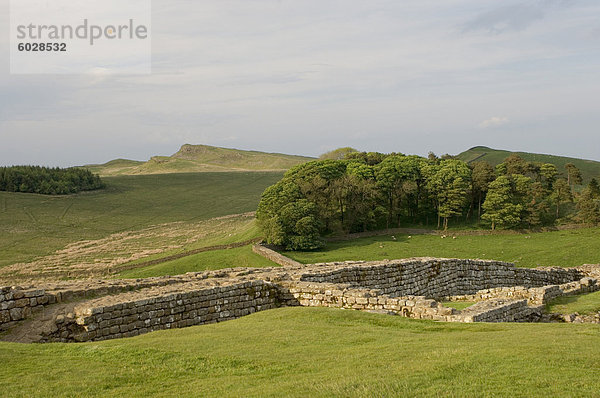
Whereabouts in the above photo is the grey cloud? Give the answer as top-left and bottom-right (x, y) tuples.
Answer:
(462, 1), (574, 34)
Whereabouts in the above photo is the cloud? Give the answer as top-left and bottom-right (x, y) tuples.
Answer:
(462, 1), (574, 35)
(479, 116), (510, 128)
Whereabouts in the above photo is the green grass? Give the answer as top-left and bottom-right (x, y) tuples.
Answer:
(119, 245), (278, 279)
(456, 146), (600, 183)
(442, 302), (476, 311)
(0, 172), (282, 268)
(282, 228), (600, 268)
(1, 307), (599, 397)
(547, 291), (600, 315)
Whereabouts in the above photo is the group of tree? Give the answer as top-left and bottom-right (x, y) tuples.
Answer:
(0, 166), (105, 195)
(257, 150), (600, 250)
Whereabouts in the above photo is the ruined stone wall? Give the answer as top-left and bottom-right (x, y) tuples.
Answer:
(0, 286), (55, 330)
(300, 259), (582, 299)
(251, 244), (303, 267)
(444, 277), (599, 305)
(2, 257), (598, 343)
(279, 281), (542, 323)
(63, 280), (280, 342)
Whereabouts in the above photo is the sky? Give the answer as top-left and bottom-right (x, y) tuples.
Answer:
(1, 0), (599, 167)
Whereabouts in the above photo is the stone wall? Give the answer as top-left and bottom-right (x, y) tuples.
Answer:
(457, 299), (541, 323)
(299, 258), (583, 299)
(56, 280), (281, 343)
(2, 257), (598, 343)
(0, 286), (55, 330)
(444, 277), (599, 306)
(280, 281), (456, 321)
(252, 244), (303, 267)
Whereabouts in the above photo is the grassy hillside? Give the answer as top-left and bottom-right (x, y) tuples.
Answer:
(282, 228), (600, 268)
(119, 244), (278, 279)
(0, 172), (281, 270)
(86, 144), (314, 176)
(456, 146), (600, 183)
(1, 307), (600, 397)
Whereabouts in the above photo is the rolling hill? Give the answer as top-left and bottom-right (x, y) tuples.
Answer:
(85, 144), (314, 176)
(456, 146), (600, 183)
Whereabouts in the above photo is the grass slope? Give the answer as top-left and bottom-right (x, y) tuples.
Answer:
(0, 172), (281, 268)
(119, 245), (278, 279)
(548, 291), (600, 315)
(456, 146), (600, 183)
(1, 307), (599, 397)
(86, 144), (314, 176)
(283, 228), (600, 268)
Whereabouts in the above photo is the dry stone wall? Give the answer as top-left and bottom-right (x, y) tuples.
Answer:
(2, 256), (599, 343)
(0, 286), (55, 330)
(251, 244), (303, 267)
(300, 258), (582, 299)
(49, 280), (281, 342)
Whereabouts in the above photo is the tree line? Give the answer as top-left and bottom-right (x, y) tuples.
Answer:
(0, 166), (105, 195)
(257, 150), (600, 250)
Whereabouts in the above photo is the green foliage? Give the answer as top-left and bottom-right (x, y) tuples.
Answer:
(319, 147), (358, 160)
(576, 188), (600, 225)
(481, 176), (523, 230)
(588, 178), (600, 198)
(0, 166), (104, 195)
(565, 163), (583, 187)
(424, 160), (471, 229)
(457, 145), (600, 184)
(551, 178), (572, 218)
(260, 149), (596, 243)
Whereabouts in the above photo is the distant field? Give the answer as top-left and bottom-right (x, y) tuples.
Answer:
(119, 245), (278, 279)
(282, 228), (600, 268)
(0, 172), (282, 269)
(1, 307), (599, 397)
(456, 146), (600, 183)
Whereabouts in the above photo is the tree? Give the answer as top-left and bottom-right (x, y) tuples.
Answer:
(588, 178), (600, 198)
(565, 163), (583, 188)
(539, 163), (558, 189)
(471, 161), (495, 221)
(499, 154), (530, 176)
(424, 159), (471, 230)
(550, 178), (572, 219)
(319, 147), (358, 160)
(576, 188), (600, 225)
(525, 181), (550, 228)
(481, 176), (523, 230)
(374, 155), (423, 228)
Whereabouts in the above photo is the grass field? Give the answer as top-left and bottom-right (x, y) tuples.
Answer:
(1, 307), (599, 397)
(548, 291), (600, 315)
(282, 228), (600, 268)
(0, 172), (281, 269)
(119, 245), (278, 279)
